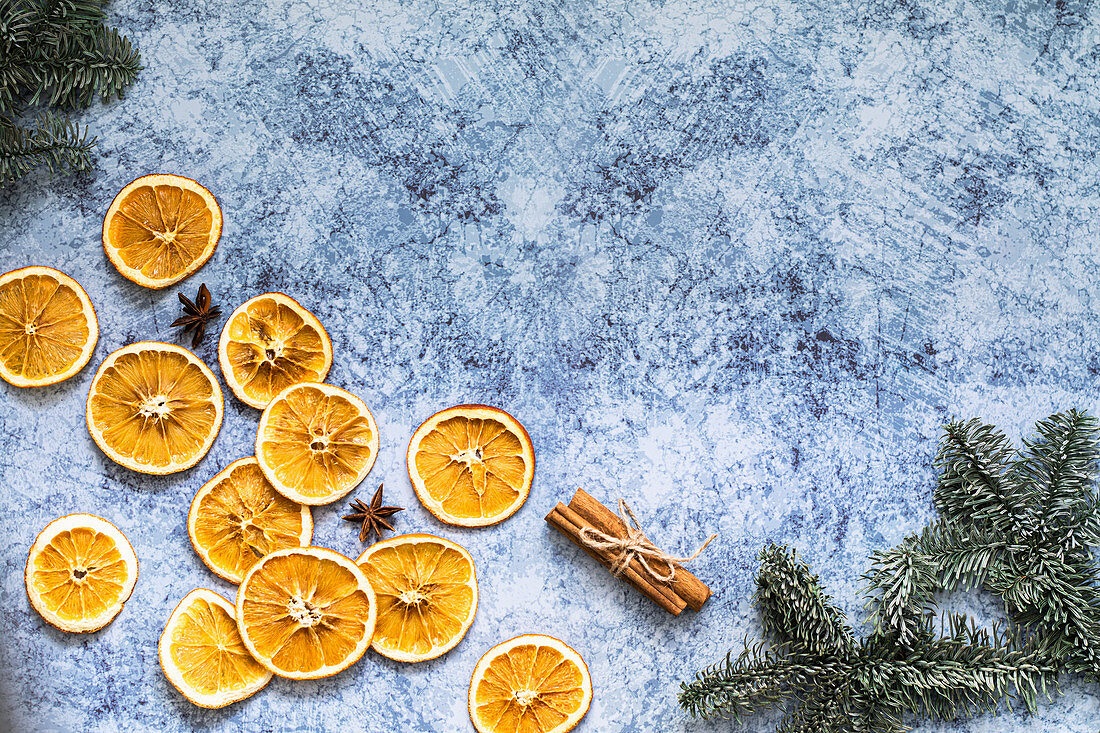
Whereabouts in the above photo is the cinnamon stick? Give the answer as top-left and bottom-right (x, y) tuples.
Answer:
(546, 503), (686, 615)
(568, 489), (712, 611)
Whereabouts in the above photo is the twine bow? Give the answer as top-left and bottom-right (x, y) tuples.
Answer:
(579, 499), (717, 583)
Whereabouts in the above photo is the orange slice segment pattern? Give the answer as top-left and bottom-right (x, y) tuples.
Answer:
(0, 267), (98, 387)
(469, 635), (592, 733)
(188, 457), (312, 584)
(356, 534), (477, 662)
(218, 293), (332, 409)
(409, 405), (534, 527)
(236, 548), (377, 679)
(86, 342), (223, 474)
(102, 174), (222, 289)
(25, 515), (138, 633)
(160, 589), (271, 708)
(257, 383), (379, 505)
(33, 528), (127, 620)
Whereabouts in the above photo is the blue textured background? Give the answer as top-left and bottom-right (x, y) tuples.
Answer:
(3, 0), (1100, 730)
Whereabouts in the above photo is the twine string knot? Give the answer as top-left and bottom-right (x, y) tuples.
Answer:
(578, 499), (717, 583)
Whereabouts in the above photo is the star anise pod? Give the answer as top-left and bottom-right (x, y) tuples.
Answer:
(172, 283), (221, 348)
(343, 484), (404, 543)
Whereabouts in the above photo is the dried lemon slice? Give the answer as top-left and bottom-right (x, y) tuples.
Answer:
(159, 589), (272, 708)
(469, 635), (593, 733)
(256, 383), (379, 505)
(408, 405), (534, 527)
(236, 547), (377, 679)
(25, 514), (138, 633)
(86, 342), (223, 474)
(218, 293), (332, 409)
(356, 534), (477, 662)
(102, 174), (222, 289)
(188, 457), (312, 584)
(0, 266), (98, 387)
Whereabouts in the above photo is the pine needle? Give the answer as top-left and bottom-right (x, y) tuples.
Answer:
(683, 411), (1100, 729)
(679, 545), (1059, 727)
(0, 112), (94, 181)
(0, 0), (140, 183)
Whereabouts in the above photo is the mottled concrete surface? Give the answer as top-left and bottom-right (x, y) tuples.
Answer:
(3, 0), (1100, 731)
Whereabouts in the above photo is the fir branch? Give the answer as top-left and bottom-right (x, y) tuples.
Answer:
(755, 544), (855, 657)
(858, 615), (1056, 720)
(0, 112), (93, 182)
(990, 554), (1100, 676)
(863, 532), (938, 648)
(934, 418), (1025, 536)
(21, 0), (107, 40)
(778, 684), (860, 733)
(865, 520), (1009, 645)
(845, 706), (907, 733)
(681, 544), (1059, 729)
(1068, 489), (1100, 550)
(679, 641), (813, 721)
(1011, 410), (1100, 555)
(685, 413), (1098, 731)
(20, 23), (140, 108)
(931, 412), (1100, 677)
(0, 0), (139, 182)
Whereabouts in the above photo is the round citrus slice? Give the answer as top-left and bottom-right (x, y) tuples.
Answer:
(188, 457), (312, 584)
(0, 266), (98, 387)
(256, 383), (379, 505)
(86, 342), (224, 475)
(408, 405), (535, 527)
(159, 589), (272, 708)
(102, 173), (222, 289)
(469, 634), (593, 733)
(236, 547), (377, 680)
(25, 514), (138, 633)
(355, 534), (478, 662)
(218, 292), (333, 409)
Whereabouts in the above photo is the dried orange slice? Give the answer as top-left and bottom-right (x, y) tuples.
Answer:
(469, 634), (593, 733)
(355, 534), (477, 662)
(218, 292), (332, 409)
(236, 547), (377, 679)
(86, 342), (224, 475)
(0, 266), (98, 387)
(25, 514), (138, 633)
(159, 589), (272, 708)
(256, 383), (379, 505)
(408, 405), (534, 527)
(102, 173), (222, 289)
(188, 457), (312, 584)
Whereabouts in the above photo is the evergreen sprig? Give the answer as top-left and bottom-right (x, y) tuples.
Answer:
(0, 111), (95, 180)
(683, 411), (1100, 730)
(0, 0), (139, 183)
(754, 544), (855, 657)
(680, 545), (1057, 729)
(867, 411), (1100, 675)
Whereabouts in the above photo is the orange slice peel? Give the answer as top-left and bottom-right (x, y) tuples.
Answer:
(0, 266), (98, 387)
(25, 514), (138, 633)
(356, 533), (478, 662)
(159, 588), (272, 708)
(408, 405), (535, 527)
(188, 457), (312, 584)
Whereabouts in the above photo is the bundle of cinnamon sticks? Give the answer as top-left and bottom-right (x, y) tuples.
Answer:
(545, 489), (712, 616)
